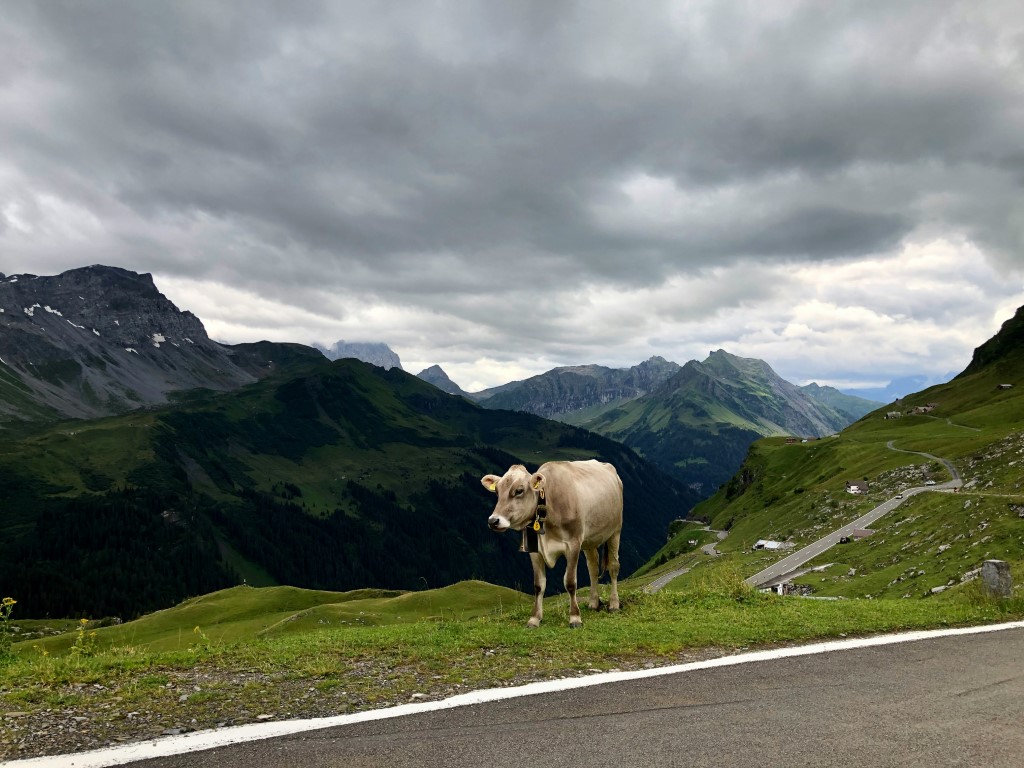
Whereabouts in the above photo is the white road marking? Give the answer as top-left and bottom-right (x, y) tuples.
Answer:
(7, 620), (1023, 768)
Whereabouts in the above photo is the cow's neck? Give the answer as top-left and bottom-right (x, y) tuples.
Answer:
(520, 489), (548, 554)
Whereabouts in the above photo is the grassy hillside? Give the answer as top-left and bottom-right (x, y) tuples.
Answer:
(644, 320), (1024, 599)
(17, 581), (530, 655)
(0, 358), (699, 619)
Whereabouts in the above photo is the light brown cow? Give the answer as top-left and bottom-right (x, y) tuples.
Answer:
(481, 459), (623, 628)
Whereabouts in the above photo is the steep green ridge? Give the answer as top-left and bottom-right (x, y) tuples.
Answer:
(577, 350), (873, 494)
(800, 382), (881, 422)
(663, 308), (1024, 599)
(0, 358), (699, 619)
(959, 303), (1024, 376)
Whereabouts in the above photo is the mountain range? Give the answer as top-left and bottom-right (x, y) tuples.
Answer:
(470, 356), (683, 416)
(0, 266), (877, 499)
(2, 263), (1017, 621)
(467, 350), (879, 493)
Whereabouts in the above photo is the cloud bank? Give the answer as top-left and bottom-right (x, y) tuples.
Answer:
(2, 1), (1022, 390)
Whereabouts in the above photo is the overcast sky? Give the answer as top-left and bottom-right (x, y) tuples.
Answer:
(2, 1), (1023, 391)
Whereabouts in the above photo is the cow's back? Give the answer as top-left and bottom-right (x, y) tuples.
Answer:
(541, 460), (622, 542)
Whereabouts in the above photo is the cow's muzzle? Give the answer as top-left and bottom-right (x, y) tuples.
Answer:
(488, 515), (510, 532)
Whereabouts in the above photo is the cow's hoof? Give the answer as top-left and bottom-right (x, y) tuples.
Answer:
(588, 601), (601, 611)
(609, 602), (620, 612)
(527, 617), (541, 628)
(569, 618), (583, 629)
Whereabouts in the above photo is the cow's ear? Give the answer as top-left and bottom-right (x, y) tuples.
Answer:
(481, 475), (500, 493)
(530, 472), (546, 493)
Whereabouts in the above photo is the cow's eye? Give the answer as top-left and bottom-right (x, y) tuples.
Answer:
(513, 487), (524, 497)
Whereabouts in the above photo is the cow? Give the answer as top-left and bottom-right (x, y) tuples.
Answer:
(481, 459), (623, 628)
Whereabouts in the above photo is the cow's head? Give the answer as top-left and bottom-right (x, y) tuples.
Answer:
(481, 464), (545, 532)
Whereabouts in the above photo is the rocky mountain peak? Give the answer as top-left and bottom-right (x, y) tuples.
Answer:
(1, 265), (212, 350)
(0, 265), (277, 422)
(416, 365), (467, 396)
(314, 340), (403, 370)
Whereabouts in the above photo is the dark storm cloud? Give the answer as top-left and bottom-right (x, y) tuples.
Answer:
(5, 0), (1020, 284)
(1, 0), (1023, 386)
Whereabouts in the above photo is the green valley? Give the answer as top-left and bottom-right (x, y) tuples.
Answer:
(0, 357), (699, 620)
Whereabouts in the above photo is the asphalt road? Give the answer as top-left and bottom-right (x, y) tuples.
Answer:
(123, 626), (1024, 768)
(745, 444), (963, 588)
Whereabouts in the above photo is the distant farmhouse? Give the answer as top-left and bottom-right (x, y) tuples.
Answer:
(845, 480), (869, 495)
(884, 402), (940, 418)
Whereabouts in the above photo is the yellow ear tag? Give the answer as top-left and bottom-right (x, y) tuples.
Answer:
(533, 520), (541, 531)
(488, 484), (496, 492)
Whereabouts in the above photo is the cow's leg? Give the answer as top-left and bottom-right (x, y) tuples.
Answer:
(607, 532), (622, 612)
(528, 553), (546, 628)
(583, 547), (602, 610)
(564, 546), (583, 628)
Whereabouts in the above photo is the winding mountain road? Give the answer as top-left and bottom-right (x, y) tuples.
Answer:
(744, 442), (962, 588)
(644, 528), (727, 593)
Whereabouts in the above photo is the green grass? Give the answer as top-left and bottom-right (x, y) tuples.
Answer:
(3, 577), (1021, 732)
(17, 582), (528, 655)
(3, 569), (1022, 760)
(793, 493), (1024, 598)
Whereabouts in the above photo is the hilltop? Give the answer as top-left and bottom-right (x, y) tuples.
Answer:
(416, 364), (469, 396)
